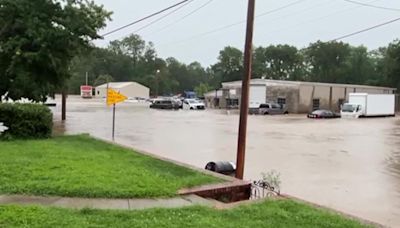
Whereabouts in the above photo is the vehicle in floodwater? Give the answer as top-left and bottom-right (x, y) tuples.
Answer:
(307, 110), (340, 119)
(340, 93), (395, 118)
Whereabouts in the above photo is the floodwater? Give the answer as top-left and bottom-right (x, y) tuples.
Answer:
(53, 96), (400, 227)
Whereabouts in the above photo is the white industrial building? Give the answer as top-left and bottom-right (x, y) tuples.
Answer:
(205, 79), (398, 113)
(95, 82), (150, 99)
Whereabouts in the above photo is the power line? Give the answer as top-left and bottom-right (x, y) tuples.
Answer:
(343, 0), (400, 12)
(158, 0), (307, 46)
(131, 0), (195, 34)
(100, 0), (190, 37)
(259, 0), (381, 39)
(146, 0), (215, 36)
(256, 0), (306, 17)
(331, 16), (400, 41)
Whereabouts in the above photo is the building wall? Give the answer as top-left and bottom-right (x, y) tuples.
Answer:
(119, 84), (150, 99)
(298, 85), (396, 113)
(219, 80), (396, 113)
(95, 83), (150, 99)
(265, 85), (300, 113)
(96, 87), (107, 98)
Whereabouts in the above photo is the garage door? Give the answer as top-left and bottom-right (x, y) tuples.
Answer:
(249, 85), (266, 108)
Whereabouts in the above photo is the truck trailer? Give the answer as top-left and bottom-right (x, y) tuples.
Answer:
(340, 93), (395, 118)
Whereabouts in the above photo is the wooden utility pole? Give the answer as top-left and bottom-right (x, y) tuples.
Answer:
(236, 0), (256, 180)
(61, 90), (67, 121)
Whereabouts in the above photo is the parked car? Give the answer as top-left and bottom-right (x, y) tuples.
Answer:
(150, 99), (180, 110)
(258, 103), (288, 115)
(182, 99), (205, 110)
(307, 110), (341, 119)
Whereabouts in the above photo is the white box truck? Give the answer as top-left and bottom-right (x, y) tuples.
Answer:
(341, 93), (395, 118)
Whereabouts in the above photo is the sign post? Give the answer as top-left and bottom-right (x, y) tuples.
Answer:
(107, 88), (127, 141)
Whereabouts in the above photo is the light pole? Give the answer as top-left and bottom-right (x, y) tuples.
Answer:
(155, 69), (160, 97)
(235, 0), (256, 180)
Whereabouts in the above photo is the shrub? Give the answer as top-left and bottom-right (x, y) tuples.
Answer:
(0, 103), (53, 139)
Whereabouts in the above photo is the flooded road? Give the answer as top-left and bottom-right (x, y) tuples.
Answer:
(53, 96), (400, 227)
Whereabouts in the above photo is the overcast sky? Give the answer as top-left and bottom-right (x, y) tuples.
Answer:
(93, 0), (400, 67)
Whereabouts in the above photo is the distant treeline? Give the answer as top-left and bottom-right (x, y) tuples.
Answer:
(68, 34), (400, 96)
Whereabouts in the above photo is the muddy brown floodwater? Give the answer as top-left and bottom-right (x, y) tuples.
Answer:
(52, 96), (400, 227)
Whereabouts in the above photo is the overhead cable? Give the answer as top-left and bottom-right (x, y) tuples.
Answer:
(101, 0), (190, 37)
(331, 16), (400, 41)
(343, 0), (400, 12)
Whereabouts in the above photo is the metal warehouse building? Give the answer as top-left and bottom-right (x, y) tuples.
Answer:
(205, 79), (397, 113)
(95, 82), (150, 99)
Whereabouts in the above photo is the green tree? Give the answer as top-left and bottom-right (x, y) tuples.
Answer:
(304, 41), (351, 83)
(194, 83), (212, 97)
(94, 74), (114, 86)
(109, 34), (145, 65)
(378, 40), (400, 90)
(344, 46), (376, 85)
(0, 0), (111, 102)
(253, 45), (304, 80)
(212, 46), (244, 82)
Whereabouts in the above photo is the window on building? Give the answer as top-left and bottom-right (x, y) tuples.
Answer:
(277, 98), (286, 106)
(312, 99), (320, 110)
(227, 99), (239, 107)
(97, 91), (100, 95)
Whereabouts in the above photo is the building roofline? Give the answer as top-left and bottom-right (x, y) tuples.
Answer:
(221, 79), (397, 91)
(96, 81), (149, 89)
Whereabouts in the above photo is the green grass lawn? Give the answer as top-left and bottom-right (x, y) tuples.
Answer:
(0, 199), (370, 228)
(0, 135), (219, 198)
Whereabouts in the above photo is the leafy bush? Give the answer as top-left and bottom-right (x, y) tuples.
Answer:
(0, 103), (53, 139)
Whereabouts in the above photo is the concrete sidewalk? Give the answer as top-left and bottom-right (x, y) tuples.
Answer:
(0, 194), (215, 210)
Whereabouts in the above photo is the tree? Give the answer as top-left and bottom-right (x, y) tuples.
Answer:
(253, 45), (304, 80)
(194, 83), (212, 97)
(0, 0), (111, 102)
(94, 74), (114, 86)
(109, 34), (145, 63)
(344, 46), (376, 85)
(212, 46), (244, 82)
(378, 40), (400, 90)
(304, 41), (351, 83)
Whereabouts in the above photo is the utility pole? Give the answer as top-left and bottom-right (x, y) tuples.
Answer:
(61, 89), (67, 121)
(236, 0), (256, 180)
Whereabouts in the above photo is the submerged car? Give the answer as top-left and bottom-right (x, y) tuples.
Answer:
(258, 103), (289, 115)
(182, 99), (205, 110)
(150, 99), (180, 110)
(307, 110), (341, 119)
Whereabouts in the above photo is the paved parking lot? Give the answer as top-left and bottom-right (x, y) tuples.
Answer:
(53, 96), (400, 227)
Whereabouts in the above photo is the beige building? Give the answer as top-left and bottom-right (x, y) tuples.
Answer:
(214, 79), (397, 113)
(95, 82), (150, 99)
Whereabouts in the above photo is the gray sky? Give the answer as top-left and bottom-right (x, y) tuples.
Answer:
(93, 0), (400, 67)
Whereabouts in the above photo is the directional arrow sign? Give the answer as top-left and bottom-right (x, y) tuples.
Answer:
(107, 89), (127, 106)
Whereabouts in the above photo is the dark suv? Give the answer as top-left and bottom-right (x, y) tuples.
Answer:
(150, 100), (180, 110)
(258, 103), (289, 115)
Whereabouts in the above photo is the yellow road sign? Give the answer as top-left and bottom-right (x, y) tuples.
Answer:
(107, 88), (127, 106)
